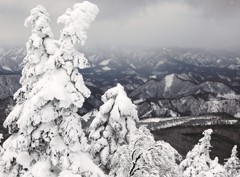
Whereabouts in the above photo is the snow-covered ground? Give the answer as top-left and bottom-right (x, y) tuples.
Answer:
(164, 74), (174, 92)
(102, 66), (111, 71)
(140, 115), (239, 130)
(99, 59), (112, 65)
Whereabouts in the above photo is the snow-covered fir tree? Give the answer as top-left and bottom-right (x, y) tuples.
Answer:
(109, 126), (182, 177)
(4, 5), (54, 134)
(21, 5), (54, 91)
(180, 129), (227, 177)
(89, 83), (139, 170)
(224, 145), (240, 177)
(0, 2), (105, 177)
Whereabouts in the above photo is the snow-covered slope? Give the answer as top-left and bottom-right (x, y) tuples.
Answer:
(130, 74), (240, 118)
(130, 74), (235, 100)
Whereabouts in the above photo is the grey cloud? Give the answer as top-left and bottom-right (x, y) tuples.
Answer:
(0, 0), (239, 50)
(87, 0), (240, 50)
(185, 0), (240, 19)
(90, 0), (240, 20)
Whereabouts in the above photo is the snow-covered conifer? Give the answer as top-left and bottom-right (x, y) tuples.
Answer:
(4, 5), (54, 134)
(224, 145), (240, 177)
(109, 126), (182, 177)
(89, 83), (139, 170)
(0, 2), (104, 177)
(180, 129), (227, 177)
(21, 5), (54, 88)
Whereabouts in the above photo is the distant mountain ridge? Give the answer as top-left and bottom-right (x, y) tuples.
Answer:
(0, 47), (25, 73)
(130, 74), (240, 118)
(0, 46), (240, 119)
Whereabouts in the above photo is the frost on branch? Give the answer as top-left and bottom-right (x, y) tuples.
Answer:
(89, 83), (139, 170)
(109, 126), (182, 177)
(0, 2), (102, 177)
(180, 129), (227, 177)
(224, 145), (240, 177)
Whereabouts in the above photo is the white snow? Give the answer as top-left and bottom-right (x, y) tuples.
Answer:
(149, 75), (157, 79)
(2, 66), (12, 71)
(102, 66), (111, 71)
(59, 152), (105, 177)
(141, 109), (153, 118)
(169, 110), (178, 117)
(29, 160), (57, 177)
(99, 59), (112, 66)
(141, 115), (238, 130)
(164, 74), (174, 91)
(44, 38), (59, 55)
(82, 109), (98, 122)
(130, 64), (136, 69)
(235, 112), (240, 118)
(217, 93), (240, 100)
(133, 98), (144, 104)
(154, 60), (165, 69)
(136, 76), (147, 82)
(16, 152), (34, 169)
(141, 117), (163, 123)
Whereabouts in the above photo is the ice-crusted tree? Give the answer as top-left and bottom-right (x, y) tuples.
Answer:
(109, 126), (182, 177)
(89, 83), (139, 170)
(0, 2), (105, 177)
(4, 5), (54, 134)
(224, 145), (240, 177)
(180, 129), (227, 177)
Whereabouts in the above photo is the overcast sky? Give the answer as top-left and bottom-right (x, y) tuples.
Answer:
(0, 0), (239, 50)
